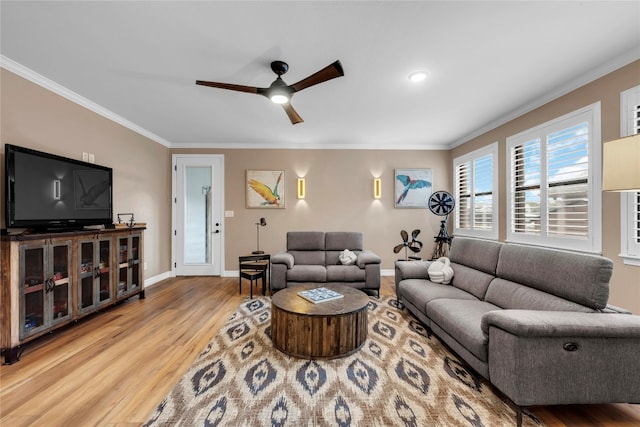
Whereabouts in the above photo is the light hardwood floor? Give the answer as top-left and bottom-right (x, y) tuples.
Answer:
(1, 276), (639, 426)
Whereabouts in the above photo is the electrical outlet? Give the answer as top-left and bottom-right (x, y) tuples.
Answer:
(225, 210), (234, 217)
(88, 153), (95, 163)
(82, 152), (89, 162)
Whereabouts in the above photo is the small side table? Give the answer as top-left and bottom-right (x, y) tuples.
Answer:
(239, 254), (270, 298)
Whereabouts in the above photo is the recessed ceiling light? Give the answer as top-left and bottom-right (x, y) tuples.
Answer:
(408, 71), (429, 83)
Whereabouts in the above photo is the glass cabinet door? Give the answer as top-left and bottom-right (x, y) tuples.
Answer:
(117, 233), (142, 297)
(118, 236), (129, 295)
(79, 241), (95, 310)
(130, 235), (141, 293)
(20, 241), (72, 339)
(21, 246), (45, 337)
(50, 243), (71, 325)
(98, 239), (112, 303)
(79, 237), (113, 313)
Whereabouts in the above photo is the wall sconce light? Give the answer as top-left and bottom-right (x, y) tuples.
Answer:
(374, 178), (382, 199)
(53, 179), (61, 200)
(603, 134), (640, 191)
(297, 178), (306, 199)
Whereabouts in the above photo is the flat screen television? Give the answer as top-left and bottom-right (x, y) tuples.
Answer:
(5, 144), (113, 230)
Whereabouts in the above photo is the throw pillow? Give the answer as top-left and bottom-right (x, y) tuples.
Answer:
(428, 257), (454, 284)
(339, 249), (357, 265)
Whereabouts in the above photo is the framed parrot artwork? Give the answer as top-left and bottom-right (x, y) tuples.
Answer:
(394, 168), (433, 208)
(246, 170), (286, 208)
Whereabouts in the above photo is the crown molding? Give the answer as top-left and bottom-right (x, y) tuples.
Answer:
(1, 55), (173, 148)
(170, 140), (450, 150)
(449, 47), (640, 149)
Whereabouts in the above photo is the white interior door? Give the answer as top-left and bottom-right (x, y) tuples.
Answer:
(173, 155), (224, 276)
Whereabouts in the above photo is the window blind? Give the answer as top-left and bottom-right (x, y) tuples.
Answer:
(511, 139), (541, 235)
(546, 122), (589, 238)
(454, 143), (498, 239)
(633, 102), (640, 245)
(506, 103), (600, 253)
(473, 153), (493, 230)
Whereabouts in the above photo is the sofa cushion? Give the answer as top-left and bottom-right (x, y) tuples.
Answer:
(290, 250), (325, 266)
(325, 232), (363, 251)
(325, 232), (364, 265)
(484, 278), (595, 312)
(496, 244), (613, 309)
(449, 237), (503, 275)
(287, 265), (327, 282)
(287, 231), (325, 250)
(426, 298), (501, 362)
(397, 279), (479, 313)
(326, 265), (365, 282)
(450, 263), (495, 300)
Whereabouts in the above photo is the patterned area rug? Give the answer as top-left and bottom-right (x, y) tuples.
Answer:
(144, 296), (541, 426)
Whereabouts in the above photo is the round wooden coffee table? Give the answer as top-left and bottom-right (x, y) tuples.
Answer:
(271, 283), (369, 359)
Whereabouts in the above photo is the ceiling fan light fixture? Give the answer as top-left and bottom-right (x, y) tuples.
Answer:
(270, 93), (290, 104)
(408, 71), (429, 83)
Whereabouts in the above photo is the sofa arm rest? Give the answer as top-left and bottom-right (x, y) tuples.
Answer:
(481, 309), (640, 338)
(356, 250), (381, 268)
(603, 303), (632, 314)
(485, 310), (640, 406)
(394, 260), (430, 282)
(271, 252), (294, 269)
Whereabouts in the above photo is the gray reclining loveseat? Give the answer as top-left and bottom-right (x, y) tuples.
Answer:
(271, 231), (381, 295)
(395, 237), (640, 425)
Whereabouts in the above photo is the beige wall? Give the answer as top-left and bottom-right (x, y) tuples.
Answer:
(451, 60), (640, 314)
(3, 59), (639, 313)
(0, 69), (172, 279)
(171, 148), (451, 273)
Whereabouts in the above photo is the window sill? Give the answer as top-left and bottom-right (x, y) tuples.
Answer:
(620, 254), (640, 267)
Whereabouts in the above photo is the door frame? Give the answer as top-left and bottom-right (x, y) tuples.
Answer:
(171, 154), (225, 276)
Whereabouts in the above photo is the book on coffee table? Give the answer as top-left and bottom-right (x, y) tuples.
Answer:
(297, 287), (344, 304)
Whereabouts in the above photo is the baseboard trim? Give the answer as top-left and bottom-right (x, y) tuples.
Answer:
(145, 271), (174, 288)
(152, 269), (393, 283)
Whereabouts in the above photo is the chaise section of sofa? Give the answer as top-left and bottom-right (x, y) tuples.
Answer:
(271, 231), (381, 295)
(395, 236), (640, 425)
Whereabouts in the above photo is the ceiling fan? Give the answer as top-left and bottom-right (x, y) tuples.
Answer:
(196, 60), (344, 124)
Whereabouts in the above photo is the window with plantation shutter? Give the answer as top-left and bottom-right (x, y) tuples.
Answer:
(620, 85), (640, 266)
(454, 142), (498, 239)
(506, 103), (601, 253)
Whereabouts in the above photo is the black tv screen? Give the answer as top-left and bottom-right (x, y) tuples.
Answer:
(5, 144), (113, 230)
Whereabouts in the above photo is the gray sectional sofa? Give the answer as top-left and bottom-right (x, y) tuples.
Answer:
(395, 237), (640, 425)
(271, 231), (381, 295)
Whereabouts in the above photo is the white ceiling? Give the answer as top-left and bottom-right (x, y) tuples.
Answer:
(2, 1), (639, 150)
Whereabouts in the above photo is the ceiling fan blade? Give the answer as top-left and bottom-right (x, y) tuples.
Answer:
(195, 80), (260, 94)
(281, 103), (303, 125)
(290, 60), (344, 93)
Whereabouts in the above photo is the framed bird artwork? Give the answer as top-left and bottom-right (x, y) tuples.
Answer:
(246, 170), (286, 208)
(394, 168), (433, 208)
